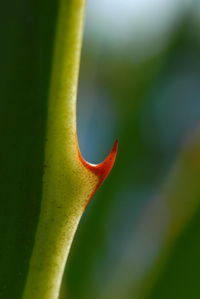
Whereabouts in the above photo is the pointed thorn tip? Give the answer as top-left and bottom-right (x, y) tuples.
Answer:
(77, 138), (118, 207)
(78, 138), (118, 183)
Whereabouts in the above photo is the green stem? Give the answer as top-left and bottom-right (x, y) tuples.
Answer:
(23, 1), (96, 298)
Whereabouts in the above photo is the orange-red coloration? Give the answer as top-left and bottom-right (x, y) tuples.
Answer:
(78, 139), (118, 208)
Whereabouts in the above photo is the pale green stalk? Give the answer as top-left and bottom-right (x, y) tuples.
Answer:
(23, 0), (98, 298)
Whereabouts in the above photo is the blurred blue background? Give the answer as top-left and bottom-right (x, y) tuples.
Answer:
(63, 1), (200, 298)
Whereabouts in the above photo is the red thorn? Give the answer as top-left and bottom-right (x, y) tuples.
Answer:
(78, 139), (118, 207)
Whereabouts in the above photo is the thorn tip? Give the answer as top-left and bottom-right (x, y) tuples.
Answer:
(78, 138), (118, 186)
(77, 138), (118, 207)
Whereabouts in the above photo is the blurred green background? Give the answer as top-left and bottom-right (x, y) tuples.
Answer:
(66, 0), (200, 298)
(1, 0), (200, 298)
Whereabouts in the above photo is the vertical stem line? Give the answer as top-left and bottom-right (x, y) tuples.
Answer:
(23, 1), (87, 298)
(48, 0), (86, 159)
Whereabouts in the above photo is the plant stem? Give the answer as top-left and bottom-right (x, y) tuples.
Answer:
(22, 1), (96, 298)
(23, 0), (118, 297)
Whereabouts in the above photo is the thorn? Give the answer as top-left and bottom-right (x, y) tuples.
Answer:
(78, 139), (118, 207)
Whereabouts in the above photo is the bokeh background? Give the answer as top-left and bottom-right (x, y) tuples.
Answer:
(1, 0), (200, 298)
(64, 0), (200, 298)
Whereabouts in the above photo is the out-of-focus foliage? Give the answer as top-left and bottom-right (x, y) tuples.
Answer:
(1, 0), (200, 298)
(0, 0), (59, 298)
(63, 1), (200, 299)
